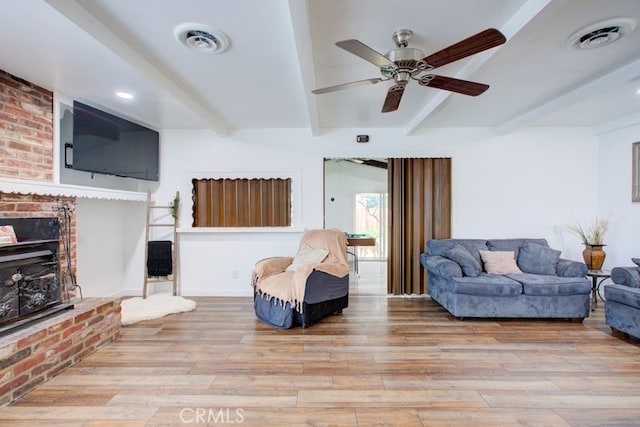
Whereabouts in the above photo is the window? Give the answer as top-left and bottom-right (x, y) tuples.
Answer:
(192, 178), (292, 227)
(354, 192), (388, 259)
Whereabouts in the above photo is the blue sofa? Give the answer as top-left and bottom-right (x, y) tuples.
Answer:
(420, 238), (591, 320)
(605, 261), (640, 339)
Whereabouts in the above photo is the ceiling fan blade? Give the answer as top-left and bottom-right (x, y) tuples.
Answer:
(335, 39), (396, 68)
(420, 75), (489, 96)
(312, 78), (384, 94)
(421, 28), (506, 69)
(381, 85), (405, 113)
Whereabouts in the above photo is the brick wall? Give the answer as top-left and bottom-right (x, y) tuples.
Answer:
(0, 298), (121, 408)
(0, 69), (78, 291)
(0, 70), (54, 181)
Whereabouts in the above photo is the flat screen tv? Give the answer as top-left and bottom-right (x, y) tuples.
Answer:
(72, 101), (159, 181)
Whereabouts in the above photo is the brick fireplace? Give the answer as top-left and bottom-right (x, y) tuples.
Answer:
(0, 67), (122, 408)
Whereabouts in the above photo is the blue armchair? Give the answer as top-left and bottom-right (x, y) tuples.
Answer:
(604, 260), (640, 339)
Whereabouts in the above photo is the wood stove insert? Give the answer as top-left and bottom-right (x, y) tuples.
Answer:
(0, 217), (73, 336)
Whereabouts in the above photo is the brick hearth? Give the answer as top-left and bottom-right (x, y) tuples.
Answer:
(0, 298), (121, 408)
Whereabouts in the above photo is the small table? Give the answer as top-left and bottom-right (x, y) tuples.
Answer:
(586, 269), (611, 311)
(345, 234), (376, 276)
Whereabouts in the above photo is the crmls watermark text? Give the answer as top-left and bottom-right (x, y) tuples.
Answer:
(179, 407), (245, 424)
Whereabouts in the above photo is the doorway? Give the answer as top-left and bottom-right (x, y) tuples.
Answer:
(323, 158), (388, 294)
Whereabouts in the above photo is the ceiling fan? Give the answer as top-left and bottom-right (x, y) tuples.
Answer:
(312, 28), (506, 113)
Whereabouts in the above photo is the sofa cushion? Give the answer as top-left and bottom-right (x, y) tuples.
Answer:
(450, 274), (522, 296)
(487, 238), (549, 260)
(479, 250), (522, 275)
(605, 284), (640, 309)
(517, 241), (560, 275)
(506, 273), (591, 296)
(632, 258), (640, 277)
(420, 253), (463, 278)
(556, 259), (588, 278)
(427, 239), (488, 265)
(286, 244), (329, 272)
(444, 244), (482, 277)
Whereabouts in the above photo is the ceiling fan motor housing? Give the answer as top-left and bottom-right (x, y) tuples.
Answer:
(383, 47), (426, 82)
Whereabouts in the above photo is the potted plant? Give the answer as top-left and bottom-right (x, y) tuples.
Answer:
(170, 194), (180, 219)
(567, 216), (609, 270)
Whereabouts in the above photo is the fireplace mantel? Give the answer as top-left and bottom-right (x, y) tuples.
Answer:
(0, 178), (146, 201)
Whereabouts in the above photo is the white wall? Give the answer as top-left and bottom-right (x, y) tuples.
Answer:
(76, 198), (146, 297)
(597, 123), (640, 269)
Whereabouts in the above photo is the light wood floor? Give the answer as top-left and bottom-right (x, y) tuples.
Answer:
(1, 269), (640, 426)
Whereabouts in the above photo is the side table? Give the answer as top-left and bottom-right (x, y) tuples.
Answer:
(586, 269), (611, 311)
(346, 234), (376, 276)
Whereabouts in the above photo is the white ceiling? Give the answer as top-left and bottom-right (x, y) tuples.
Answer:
(1, 0), (639, 136)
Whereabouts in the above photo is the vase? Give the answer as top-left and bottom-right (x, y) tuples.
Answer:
(582, 244), (606, 271)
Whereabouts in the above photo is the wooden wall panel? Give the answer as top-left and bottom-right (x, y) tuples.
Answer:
(387, 158), (451, 295)
(263, 179), (274, 226)
(210, 179), (224, 227)
(236, 179), (249, 227)
(284, 179), (292, 227)
(192, 178), (291, 227)
(223, 179), (236, 226)
(248, 180), (262, 226)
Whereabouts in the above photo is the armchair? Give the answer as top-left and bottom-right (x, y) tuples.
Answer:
(605, 259), (640, 339)
(251, 229), (349, 328)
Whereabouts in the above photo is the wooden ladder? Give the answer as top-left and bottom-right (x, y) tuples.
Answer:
(143, 190), (179, 299)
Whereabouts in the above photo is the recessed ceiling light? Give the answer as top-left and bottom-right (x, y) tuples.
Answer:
(174, 22), (229, 54)
(116, 91), (134, 100)
(567, 18), (636, 50)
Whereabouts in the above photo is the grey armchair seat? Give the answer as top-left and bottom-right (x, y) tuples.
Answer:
(251, 229), (349, 329)
(605, 260), (640, 339)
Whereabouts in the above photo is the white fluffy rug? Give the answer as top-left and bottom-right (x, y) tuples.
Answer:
(120, 293), (197, 325)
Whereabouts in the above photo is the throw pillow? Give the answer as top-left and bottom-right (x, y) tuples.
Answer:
(517, 240), (560, 275)
(444, 244), (482, 277)
(479, 250), (523, 275)
(286, 244), (329, 272)
(0, 225), (17, 246)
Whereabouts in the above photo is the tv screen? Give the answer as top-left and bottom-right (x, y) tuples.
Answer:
(72, 101), (159, 181)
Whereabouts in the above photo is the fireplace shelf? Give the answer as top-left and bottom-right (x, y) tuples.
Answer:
(0, 302), (73, 337)
(0, 177), (147, 201)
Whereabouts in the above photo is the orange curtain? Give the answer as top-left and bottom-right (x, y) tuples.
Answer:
(387, 158), (451, 295)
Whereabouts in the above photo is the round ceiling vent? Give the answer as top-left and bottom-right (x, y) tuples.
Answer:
(567, 18), (636, 50)
(174, 23), (229, 54)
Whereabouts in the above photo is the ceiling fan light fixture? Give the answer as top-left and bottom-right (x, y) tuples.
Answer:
(567, 18), (636, 50)
(174, 23), (229, 54)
